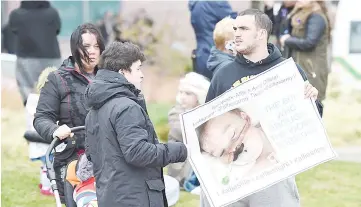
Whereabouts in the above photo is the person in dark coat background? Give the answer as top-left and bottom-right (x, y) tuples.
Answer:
(188, 0), (237, 80)
(84, 41), (188, 207)
(1, 23), (16, 54)
(264, 0), (297, 58)
(8, 0), (62, 106)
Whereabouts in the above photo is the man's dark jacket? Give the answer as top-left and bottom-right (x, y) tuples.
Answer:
(84, 69), (187, 207)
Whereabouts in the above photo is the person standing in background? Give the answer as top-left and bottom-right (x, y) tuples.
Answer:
(167, 72), (210, 193)
(8, 0), (62, 106)
(280, 0), (330, 108)
(188, 0), (237, 80)
(98, 11), (115, 45)
(263, 0), (297, 58)
(207, 16), (237, 77)
(1, 23), (16, 54)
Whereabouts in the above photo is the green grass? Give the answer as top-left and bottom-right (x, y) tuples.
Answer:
(323, 99), (361, 146)
(322, 73), (361, 146)
(147, 102), (173, 127)
(296, 161), (361, 207)
(2, 104), (361, 207)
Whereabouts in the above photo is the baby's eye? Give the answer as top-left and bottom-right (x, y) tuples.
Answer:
(229, 128), (238, 141)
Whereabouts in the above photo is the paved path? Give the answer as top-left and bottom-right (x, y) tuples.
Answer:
(334, 146), (361, 163)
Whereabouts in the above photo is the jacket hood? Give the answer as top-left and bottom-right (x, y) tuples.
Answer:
(59, 57), (75, 71)
(207, 46), (235, 73)
(20, 1), (50, 9)
(235, 43), (283, 67)
(84, 69), (140, 110)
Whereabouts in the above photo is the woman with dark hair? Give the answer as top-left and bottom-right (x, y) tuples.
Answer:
(34, 23), (105, 204)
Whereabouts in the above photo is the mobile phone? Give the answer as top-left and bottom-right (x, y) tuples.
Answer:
(225, 40), (235, 54)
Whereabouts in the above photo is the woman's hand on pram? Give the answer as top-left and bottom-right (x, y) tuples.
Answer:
(53, 124), (74, 140)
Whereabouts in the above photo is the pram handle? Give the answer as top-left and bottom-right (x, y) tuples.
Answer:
(44, 126), (85, 206)
(45, 126), (85, 170)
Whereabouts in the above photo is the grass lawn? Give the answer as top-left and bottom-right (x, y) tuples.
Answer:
(2, 103), (361, 207)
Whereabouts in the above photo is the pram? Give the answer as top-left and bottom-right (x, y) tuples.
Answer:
(45, 126), (86, 207)
(23, 126), (84, 206)
(29, 125), (180, 207)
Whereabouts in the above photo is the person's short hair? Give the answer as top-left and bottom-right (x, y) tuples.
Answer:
(98, 41), (146, 72)
(238, 9), (273, 40)
(213, 16), (235, 50)
(70, 23), (105, 71)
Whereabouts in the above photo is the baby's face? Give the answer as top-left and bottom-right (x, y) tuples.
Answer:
(200, 110), (251, 164)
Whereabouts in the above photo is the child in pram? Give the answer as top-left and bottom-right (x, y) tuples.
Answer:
(64, 153), (181, 207)
(65, 154), (97, 207)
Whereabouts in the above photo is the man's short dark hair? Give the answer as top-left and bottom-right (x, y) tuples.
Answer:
(98, 41), (146, 72)
(238, 9), (273, 39)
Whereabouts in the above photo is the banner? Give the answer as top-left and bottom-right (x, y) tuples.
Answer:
(180, 58), (337, 207)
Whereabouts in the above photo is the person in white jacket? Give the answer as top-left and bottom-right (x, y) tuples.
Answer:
(25, 66), (57, 195)
(167, 72), (210, 194)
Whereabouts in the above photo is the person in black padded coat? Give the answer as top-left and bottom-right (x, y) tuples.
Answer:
(34, 23), (105, 204)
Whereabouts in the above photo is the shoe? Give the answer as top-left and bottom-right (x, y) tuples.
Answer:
(40, 166), (52, 196)
(184, 179), (200, 192)
(40, 188), (53, 196)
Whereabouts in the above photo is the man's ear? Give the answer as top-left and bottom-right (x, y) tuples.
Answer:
(258, 29), (267, 40)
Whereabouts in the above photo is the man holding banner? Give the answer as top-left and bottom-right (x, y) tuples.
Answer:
(200, 9), (322, 207)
